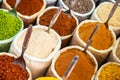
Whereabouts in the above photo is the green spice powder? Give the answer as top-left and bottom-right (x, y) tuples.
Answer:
(0, 10), (22, 40)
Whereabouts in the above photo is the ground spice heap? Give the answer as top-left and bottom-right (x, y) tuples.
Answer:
(98, 63), (120, 80)
(0, 10), (22, 40)
(78, 22), (114, 50)
(7, 0), (43, 16)
(63, 0), (93, 14)
(39, 8), (76, 36)
(55, 48), (96, 80)
(0, 54), (29, 80)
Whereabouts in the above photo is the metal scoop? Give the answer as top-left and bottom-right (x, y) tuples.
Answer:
(9, 0), (21, 17)
(13, 24), (33, 69)
(104, 0), (120, 29)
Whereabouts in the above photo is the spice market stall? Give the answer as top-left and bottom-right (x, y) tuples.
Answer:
(0, 0), (120, 80)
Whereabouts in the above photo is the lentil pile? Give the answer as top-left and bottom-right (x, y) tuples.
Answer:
(0, 10), (22, 40)
(63, 0), (93, 14)
(0, 54), (29, 80)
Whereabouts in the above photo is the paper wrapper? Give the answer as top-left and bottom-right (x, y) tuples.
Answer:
(95, 62), (120, 80)
(0, 52), (32, 80)
(107, 37), (120, 63)
(46, 46), (98, 80)
(70, 20), (116, 66)
(9, 25), (61, 79)
(2, 0), (46, 28)
(91, 2), (120, 36)
(36, 6), (79, 48)
(57, 0), (95, 22)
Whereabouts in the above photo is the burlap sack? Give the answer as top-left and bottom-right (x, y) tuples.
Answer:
(70, 20), (116, 66)
(47, 46), (98, 80)
(9, 25), (61, 79)
(2, 0), (46, 28)
(37, 6), (78, 48)
(0, 52), (32, 80)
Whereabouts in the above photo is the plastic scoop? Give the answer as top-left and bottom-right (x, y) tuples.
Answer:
(62, 55), (79, 80)
(104, 0), (120, 29)
(46, 5), (63, 33)
(9, 0), (21, 17)
(64, 0), (77, 18)
(13, 24), (33, 69)
(83, 24), (100, 52)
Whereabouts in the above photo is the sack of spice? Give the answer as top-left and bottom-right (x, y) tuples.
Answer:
(107, 37), (120, 63)
(37, 6), (78, 48)
(91, 2), (120, 36)
(0, 52), (32, 80)
(58, 0), (95, 22)
(0, 9), (23, 52)
(2, 0), (46, 28)
(9, 25), (61, 79)
(36, 77), (59, 80)
(70, 20), (116, 66)
(46, 46), (98, 80)
(95, 62), (120, 80)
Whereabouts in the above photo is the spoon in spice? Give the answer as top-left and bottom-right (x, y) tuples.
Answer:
(104, 0), (120, 29)
(46, 5), (63, 33)
(83, 24), (100, 53)
(13, 24), (33, 69)
(9, 0), (21, 17)
(62, 55), (79, 80)
(64, 0), (77, 18)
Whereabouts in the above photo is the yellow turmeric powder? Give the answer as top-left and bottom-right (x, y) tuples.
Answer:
(55, 48), (96, 80)
(78, 22), (114, 50)
(98, 62), (120, 80)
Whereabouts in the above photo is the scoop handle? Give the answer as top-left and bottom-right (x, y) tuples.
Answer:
(105, 0), (120, 28)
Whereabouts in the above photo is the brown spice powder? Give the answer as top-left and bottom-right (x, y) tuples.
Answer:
(39, 8), (77, 36)
(55, 48), (96, 80)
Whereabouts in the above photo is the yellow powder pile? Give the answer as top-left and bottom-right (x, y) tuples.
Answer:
(98, 63), (120, 80)
(78, 22), (114, 50)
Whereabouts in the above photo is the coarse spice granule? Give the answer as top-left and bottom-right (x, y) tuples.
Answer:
(0, 10), (22, 40)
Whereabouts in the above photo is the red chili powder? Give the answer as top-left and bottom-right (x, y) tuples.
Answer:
(0, 54), (29, 80)
(7, 0), (43, 16)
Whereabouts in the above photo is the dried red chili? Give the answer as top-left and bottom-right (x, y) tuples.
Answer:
(0, 54), (29, 80)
